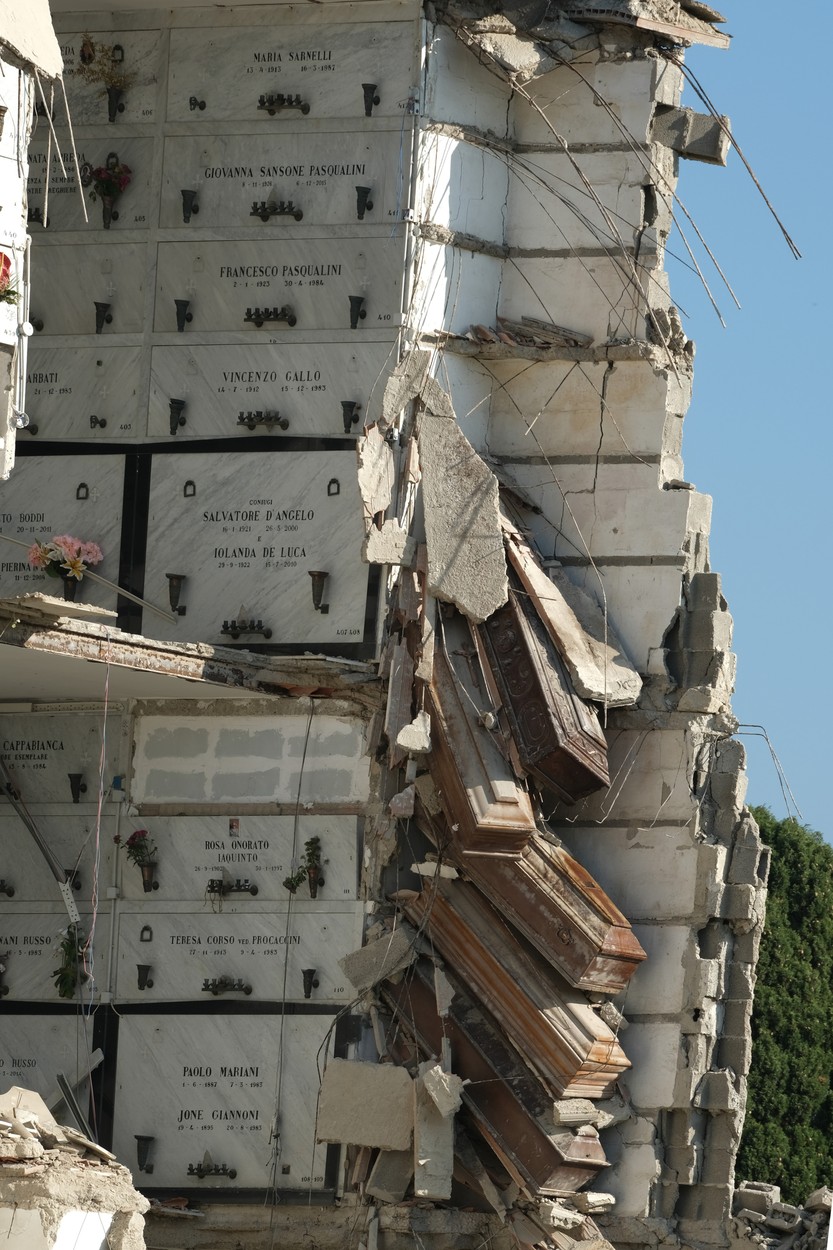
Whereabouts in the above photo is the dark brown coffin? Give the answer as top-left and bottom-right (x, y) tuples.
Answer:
(479, 581), (609, 803)
(402, 879), (630, 1099)
(383, 961), (609, 1196)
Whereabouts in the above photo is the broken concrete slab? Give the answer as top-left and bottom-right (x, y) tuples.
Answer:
(317, 1060), (414, 1151)
(503, 520), (642, 705)
(357, 425), (395, 531)
(421, 1063), (465, 1118)
(411, 860), (458, 880)
(652, 104), (731, 165)
(339, 926), (416, 994)
(364, 521), (417, 567)
(396, 710), (432, 755)
(389, 783), (416, 818)
(414, 1060), (454, 1201)
(419, 414), (508, 623)
(366, 1149), (414, 1204)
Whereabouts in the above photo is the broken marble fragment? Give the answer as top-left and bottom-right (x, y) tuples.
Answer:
(419, 414), (508, 623)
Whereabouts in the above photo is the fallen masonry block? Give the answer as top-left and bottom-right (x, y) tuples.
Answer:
(366, 1149), (414, 1205)
(765, 1203), (803, 1233)
(805, 1187), (833, 1213)
(339, 925), (416, 993)
(317, 1059), (413, 1151)
(414, 1060), (454, 1201)
(421, 1063), (465, 1117)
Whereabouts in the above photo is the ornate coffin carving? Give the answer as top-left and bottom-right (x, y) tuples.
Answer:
(383, 960), (610, 1196)
(402, 880), (630, 1099)
(479, 579), (609, 803)
(426, 613), (535, 857)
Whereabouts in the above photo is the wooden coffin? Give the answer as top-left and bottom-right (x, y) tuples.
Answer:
(383, 961), (610, 1196)
(402, 880), (630, 1099)
(479, 579), (609, 803)
(427, 613), (536, 857)
(452, 834), (645, 995)
(412, 777), (645, 995)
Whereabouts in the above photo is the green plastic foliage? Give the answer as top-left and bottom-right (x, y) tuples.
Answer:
(737, 807), (833, 1202)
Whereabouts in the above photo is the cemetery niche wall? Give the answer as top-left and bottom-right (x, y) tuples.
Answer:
(0, 4), (770, 1250)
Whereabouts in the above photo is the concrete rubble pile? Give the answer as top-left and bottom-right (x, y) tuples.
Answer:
(731, 1184), (832, 1250)
(0, 1087), (148, 1249)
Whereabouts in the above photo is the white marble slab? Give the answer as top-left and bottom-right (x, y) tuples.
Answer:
(0, 455), (125, 609)
(0, 1013), (97, 1103)
(116, 815), (359, 905)
(112, 1012), (334, 1189)
(26, 347), (143, 440)
(131, 714), (370, 806)
(0, 812), (117, 904)
(148, 343), (392, 439)
(0, 710), (123, 805)
(114, 908), (362, 1004)
(153, 239), (404, 335)
(28, 138), (155, 234)
(141, 451), (369, 646)
(58, 30), (163, 127)
(160, 131), (406, 230)
(0, 910), (103, 1002)
(168, 23), (416, 123)
(30, 244), (147, 336)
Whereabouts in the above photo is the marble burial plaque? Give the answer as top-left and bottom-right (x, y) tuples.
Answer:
(0, 813), (117, 904)
(154, 239), (404, 335)
(0, 910), (102, 1003)
(28, 139), (154, 234)
(30, 245), (146, 337)
(148, 343), (391, 439)
(112, 1013), (333, 1190)
(131, 713), (371, 807)
(0, 1013), (97, 1102)
(59, 29), (162, 126)
(114, 908), (361, 1004)
(167, 22), (416, 123)
(26, 347), (143, 441)
(0, 455), (125, 608)
(160, 131), (406, 230)
(117, 815), (359, 904)
(0, 711), (123, 806)
(142, 451), (368, 646)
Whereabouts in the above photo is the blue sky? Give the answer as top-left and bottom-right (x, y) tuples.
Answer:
(669, 2), (831, 838)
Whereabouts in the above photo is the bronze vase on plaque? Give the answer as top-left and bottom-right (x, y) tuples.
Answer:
(139, 863), (158, 893)
(101, 194), (116, 229)
(57, 568), (78, 601)
(307, 864), (322, 899)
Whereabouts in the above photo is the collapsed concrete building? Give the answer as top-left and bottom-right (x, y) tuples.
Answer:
(0, 1), (770, 1248)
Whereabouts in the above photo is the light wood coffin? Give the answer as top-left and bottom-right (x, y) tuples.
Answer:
(383, 961), (610, 1196)
(413, 778), (645, 996)
(427, 613), (536, 857)
(403, 880), (630, 1099)
(478, 580), (610, 803)
(452, 834), (646, 996)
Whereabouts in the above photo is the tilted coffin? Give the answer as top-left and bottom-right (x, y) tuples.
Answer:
(402, 879), (630, 1099)
(426, 613), (536, 857)
(478, 579), (609, 803)
(383, 960), (609, 1196)
(451, 833), (646, 995)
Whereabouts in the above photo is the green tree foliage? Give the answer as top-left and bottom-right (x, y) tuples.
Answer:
(736, 806), (833, 1201)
